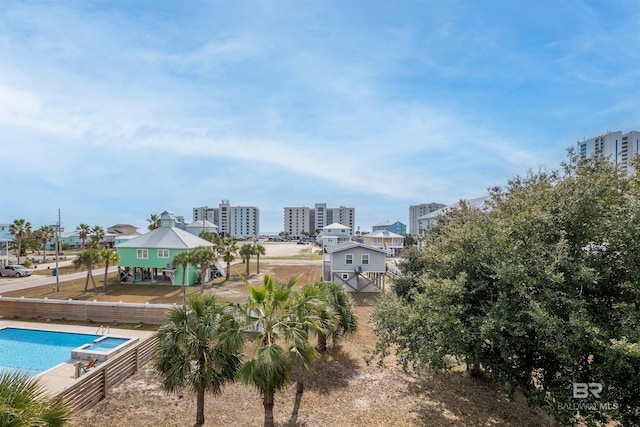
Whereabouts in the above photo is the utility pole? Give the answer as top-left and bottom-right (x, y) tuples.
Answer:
(55, 209), (60, 292)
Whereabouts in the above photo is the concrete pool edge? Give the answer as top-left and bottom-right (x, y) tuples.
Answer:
(0, 319), (155, 395)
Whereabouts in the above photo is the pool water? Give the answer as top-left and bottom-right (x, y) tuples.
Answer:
(84, 337), (128, 352)
(0, 327), (98, 376)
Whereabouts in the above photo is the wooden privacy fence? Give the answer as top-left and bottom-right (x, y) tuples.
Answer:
(0, 297), (172, 324)
(58, 335), (158, 413)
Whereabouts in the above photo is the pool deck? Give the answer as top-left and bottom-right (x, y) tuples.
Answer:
(0, 319), (155, 395)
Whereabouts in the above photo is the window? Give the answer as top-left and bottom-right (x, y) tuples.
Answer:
(158, 249), (169, 258)
(341, 273), (349, 280)
(137, 249), (148, 259)
(345, 254), (353, 265)
(362, 254), (369, 265)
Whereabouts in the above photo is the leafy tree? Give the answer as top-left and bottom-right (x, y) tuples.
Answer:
(73, 249), (101, 294)
(147, 214), (160, 231)
(253, 243), (266, 274)
(0, 371), (71, 427)
(89, 225), (105, 249)
(172, 251), (191, 305)
(154, 294), (245, 427)
(240, 274), (321, 427)
(34, 226), (55, 263)
(189, 246), (217, 294)
(76, 223), (91, 250)
(219, 238), (239, 281)
(239, 243), (254, 276)
(99, 249), (120, 293)
(369, 152), (640, 426)
(9, 218), (31, 265)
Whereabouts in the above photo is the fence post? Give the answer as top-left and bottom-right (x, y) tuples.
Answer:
(102, 369), (108, 398)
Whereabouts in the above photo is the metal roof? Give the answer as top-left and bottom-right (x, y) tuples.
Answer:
(115, 227), (214, 249)
(324, 241), (387, 254)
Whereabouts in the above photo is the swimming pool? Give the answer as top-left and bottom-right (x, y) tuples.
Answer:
(72, 335), (138, 362)
(0, 327), (98, 376)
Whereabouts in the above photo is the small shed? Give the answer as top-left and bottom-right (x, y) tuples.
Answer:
(323, 241), (387, 292)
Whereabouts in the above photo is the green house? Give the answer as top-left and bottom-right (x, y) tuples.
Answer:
(115, 211), (214, 286)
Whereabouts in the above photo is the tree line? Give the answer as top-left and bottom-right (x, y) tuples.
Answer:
(5, 220), (108, 267)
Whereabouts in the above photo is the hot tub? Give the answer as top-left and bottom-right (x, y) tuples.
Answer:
(71, 335), (139, 362)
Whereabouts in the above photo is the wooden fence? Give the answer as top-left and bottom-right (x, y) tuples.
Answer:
(58, 335), (158, 413)
(0, 297), (172, 324)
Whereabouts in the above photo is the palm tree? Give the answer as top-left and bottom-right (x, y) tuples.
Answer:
(240, 274), (322, 427)
(147, 214), (160, 230)
(89, 225), (105, 249)
(189, 246), (217, 294)
(0, 371), (71, 426)
(154, 294), (245, 427)
(288, 283), (330, 425)
(73, 249), (101, 294)
(172, 251), (191, 305)
(312, 281), (358, 354)
(239, 243), (254, 276)
(9, 218), (31, 265)
(219, 237), (239, 280)
(76, 223), (91, 249)
(253, 243), (266, 274)
(35, 226), (54, 263)
(198, 231), (221, 245)
(99, 249), (120, 293)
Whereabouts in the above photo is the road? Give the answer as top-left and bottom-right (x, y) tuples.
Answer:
(0, 263), (117, 294)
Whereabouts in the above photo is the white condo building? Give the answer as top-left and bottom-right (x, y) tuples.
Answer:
(284, 203), (355, 239)
(409, 203), (446, 235)
(577, 130), (640, 174)
(193, 200), (260, 239)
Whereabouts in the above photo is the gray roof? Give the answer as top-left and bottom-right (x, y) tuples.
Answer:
(186, 220), (218, 229)
(322, 223), (351, 230)
(366, 230), (405, 239)
(115, 227), (214, 249)
(324, 241), (387, 255)
(418, 195), (491, 220)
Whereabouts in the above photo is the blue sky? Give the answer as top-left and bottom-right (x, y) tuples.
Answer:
(1, 0), (638, 233)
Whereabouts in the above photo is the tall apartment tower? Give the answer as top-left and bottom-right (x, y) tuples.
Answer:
(229, 204), (260, 238)
(409, 203), (446, 235)
(314, 203), (326, 231)
(578, 130), (640, 174)
(284, 203), (356, 237)
(193, 206), (217, 224)
(283, 207), (312, 238)
(193, 200), (260, 238)
(327, 205), (355, 231)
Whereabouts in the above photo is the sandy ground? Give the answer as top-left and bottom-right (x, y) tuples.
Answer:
(259, 242), (318, 257)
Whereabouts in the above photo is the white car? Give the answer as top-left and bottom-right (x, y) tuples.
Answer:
(0, 264), (33, 277)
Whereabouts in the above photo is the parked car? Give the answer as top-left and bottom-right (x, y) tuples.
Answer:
(0, 264), (33, 277)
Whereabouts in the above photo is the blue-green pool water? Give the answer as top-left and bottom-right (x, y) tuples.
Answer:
(0, 327), (98, 376)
